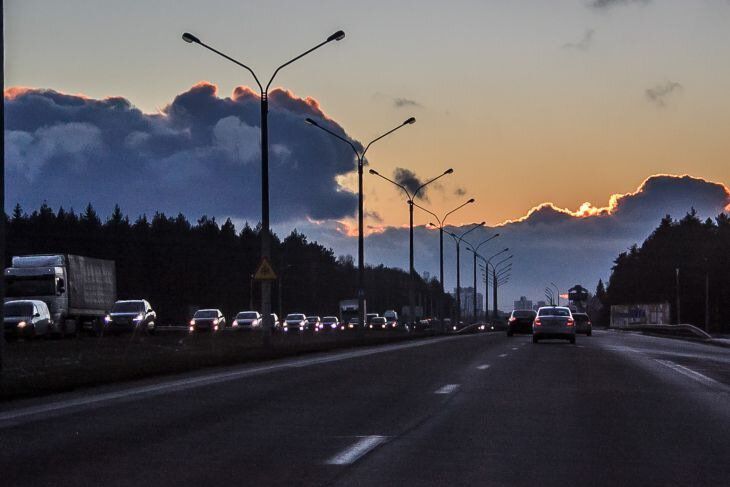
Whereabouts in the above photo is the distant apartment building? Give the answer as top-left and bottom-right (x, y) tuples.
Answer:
(451, 287), (484, 316)
(514, 296), (533, 310)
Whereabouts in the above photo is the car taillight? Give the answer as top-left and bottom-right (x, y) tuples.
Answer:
(508, 317), (516, 322)
(534, 318), (542, 326)
(588, 321), (592, 326)
(566, 319), (574, 326)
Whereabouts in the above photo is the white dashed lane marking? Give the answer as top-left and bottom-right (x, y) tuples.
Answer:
(434, 384), (461, 394)
(498, 354), (508, 358)
(326, 436), (387, 465)
(476, 365), (490, 370)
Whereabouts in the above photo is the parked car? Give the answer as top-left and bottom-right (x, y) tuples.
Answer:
(321, 316), (339, 331)
(369, 316), (388, 330)
(507, 309), (537, 336)
(233, 311), (262, 330)
(190, 309), (226, 332)
(307, 316), (322, 331)
(105, 299), (156, 334)
(3, 299), (52, 339)
(572, 312), (592, 336)
(283, 313), (308, 333)
(533, 306), (575, 344)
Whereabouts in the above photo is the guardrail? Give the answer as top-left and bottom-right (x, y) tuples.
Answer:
(621, 323), (712, 339)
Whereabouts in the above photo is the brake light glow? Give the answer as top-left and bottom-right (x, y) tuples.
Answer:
(508, 317), (516, 322)
(566, 319), (574, 327)
(534, 318), (542, 326)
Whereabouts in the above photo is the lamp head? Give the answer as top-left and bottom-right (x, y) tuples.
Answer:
(369, 169), (379, 175)
(404, 117), (416, 125)
(444, 168), (454, 175)
(467, 198), (475, 204)
(328, 30), (346, 42)
(182, 32), (200, 44)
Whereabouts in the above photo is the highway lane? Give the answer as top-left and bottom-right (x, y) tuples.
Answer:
(1, 331), (729, 486)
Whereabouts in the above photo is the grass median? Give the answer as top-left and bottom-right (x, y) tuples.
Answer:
(0, 328), (440, 401)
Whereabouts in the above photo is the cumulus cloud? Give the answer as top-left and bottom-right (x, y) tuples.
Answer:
(305, 174), (730, 309)
(4, 83), (361, 222)
(645, 81), (682, 107)
(563, 29), (595, 50)
(590, 0), (650, 8)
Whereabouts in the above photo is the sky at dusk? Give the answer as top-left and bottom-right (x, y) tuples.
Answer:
(5, 0), (730, 306)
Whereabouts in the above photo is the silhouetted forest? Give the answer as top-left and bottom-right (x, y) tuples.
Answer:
(5, 203), (450, 323)
(604, 210), (730, 332)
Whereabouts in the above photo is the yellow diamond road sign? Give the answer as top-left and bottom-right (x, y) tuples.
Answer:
(254, 257), (277, 280)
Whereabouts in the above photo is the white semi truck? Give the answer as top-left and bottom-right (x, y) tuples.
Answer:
(4, 254), (117, 335)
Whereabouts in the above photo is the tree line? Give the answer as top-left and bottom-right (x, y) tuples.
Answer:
(594, 210), (730, 332)
(5, 203), (451, 323)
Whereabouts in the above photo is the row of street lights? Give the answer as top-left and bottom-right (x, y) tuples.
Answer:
(181, 28), (512, 332)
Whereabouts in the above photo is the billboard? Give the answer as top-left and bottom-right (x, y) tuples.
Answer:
(610, 303), (671, 328)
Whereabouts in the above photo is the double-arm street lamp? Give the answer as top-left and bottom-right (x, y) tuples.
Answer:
(444, 222), (486, 325)
(550, 282), (561, 306)
(545, 287), (555, 306)
(412, 199), (474, 295)
(464, 234), (500, 322)
(305, 118), (416, 330)
(480, 250), (510, 319)
(181, 29), (345, 345)
(370, 168), (454, 323)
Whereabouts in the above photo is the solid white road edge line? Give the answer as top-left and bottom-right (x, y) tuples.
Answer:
(0, 335), (474, 427)
(434, 384), (460, 394)
(655, 359), (722, 387)
(326, 436), (388, 465)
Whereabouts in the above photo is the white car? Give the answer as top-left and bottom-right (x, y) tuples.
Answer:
(4, 300), (52, 339)
(233, 311), (262, 330)
(283, 313), (308, 333)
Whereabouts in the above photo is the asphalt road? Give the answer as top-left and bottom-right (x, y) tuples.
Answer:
(1, 330), (729, 486)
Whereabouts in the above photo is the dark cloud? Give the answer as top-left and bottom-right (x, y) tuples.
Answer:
(645, 81), (682, 107)
(562, 29), (595, 50)
(590, 0), (650, 8)
(304, 174), (730, 309)
(393, 167), (428, 200)
(4, 83), (361, 222)
(393, 97), (422, 109)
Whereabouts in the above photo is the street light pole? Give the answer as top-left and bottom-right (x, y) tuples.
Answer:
(306, 119), (416, 330)
(370, 168), (453, 324)
(464, 235), (500, 323)
(444, 223), (486, 326)
(414, 199), (475, 293)
(182, 29), (345, 347)
(551, 282), (561, 306)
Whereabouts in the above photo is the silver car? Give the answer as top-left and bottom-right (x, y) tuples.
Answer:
(532, 306), (576, 344)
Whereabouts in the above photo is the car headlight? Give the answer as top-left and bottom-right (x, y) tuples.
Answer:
(213, 319), (219, 325)
(348, 324), (354, 329)
(104, 315), (112, 323)
(190, 319), (195, 326)
(189, 325), (195, 332)
(18, 321), (27, 329)
(135, 313), (144, 321)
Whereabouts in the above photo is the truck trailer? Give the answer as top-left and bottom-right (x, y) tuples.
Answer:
(4, 254), (117, 335)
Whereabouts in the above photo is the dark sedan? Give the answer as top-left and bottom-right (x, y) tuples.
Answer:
(532, 306), (575, 344)
(507, 309), (537, 336)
